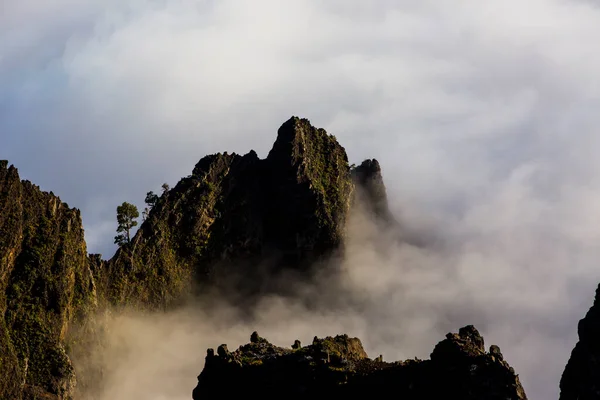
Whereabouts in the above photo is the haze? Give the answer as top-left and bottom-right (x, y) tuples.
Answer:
(4, 1), (600, 399)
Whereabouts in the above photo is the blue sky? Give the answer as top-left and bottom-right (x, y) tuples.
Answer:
(3, 1), (600, 398)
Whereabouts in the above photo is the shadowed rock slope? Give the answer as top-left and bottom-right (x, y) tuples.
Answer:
(560, 283), (600, 400)
(351, 158), (394, 223)
(0, 161), (96, 400)
(193, 326), (527, 399)
(100, 116), (381, 309)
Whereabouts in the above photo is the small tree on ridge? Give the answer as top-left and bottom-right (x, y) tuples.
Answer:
(145, 191), (159, 208)
(143, 191), (159, 221)
(114, 202), (139, 246)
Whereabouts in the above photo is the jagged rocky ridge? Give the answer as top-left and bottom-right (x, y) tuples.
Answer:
(193, 327), (527, 399)
(0, 160), (96, 400)
(0, 116), (532, 399)
(560, 284), (600, 399)
(99, 116), (379, 309)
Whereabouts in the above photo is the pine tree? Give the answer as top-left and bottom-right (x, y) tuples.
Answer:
(114, 202), (139, 246)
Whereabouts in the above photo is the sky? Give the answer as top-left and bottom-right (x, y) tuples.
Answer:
(3, 0), (600, 399)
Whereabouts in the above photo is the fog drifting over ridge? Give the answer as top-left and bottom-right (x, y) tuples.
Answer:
(4, 1), (600, 398)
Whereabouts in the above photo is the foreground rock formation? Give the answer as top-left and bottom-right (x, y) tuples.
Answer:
(0, 161), (96, 400)
(193, 327), (527, 399)
(560, 284), (600, 399)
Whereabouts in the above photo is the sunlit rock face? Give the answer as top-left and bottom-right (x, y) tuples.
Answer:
(0, 161), (96, 400)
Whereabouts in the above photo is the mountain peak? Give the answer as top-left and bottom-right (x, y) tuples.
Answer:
(102, 117), (362, 307)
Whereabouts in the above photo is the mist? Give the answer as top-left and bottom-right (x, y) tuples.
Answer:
(74, 196), (589, 400)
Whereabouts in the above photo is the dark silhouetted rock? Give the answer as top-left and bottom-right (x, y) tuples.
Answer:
(560, 284), (600, 400)
(192, 326), (527, 399)
(217, 344), (230, 359)
(351, 158), (393, 222)
(490, 344), (503, 361)
(250, 331), (269, 345)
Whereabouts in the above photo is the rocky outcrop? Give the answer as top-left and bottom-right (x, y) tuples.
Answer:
(0, 161), (97, 400)
(192, 326), (527, 399)
(264, 117), (354, 262)
(560, 284), (600, 400)
(351, 158), (393, 222)
(102, 117), (360, 308)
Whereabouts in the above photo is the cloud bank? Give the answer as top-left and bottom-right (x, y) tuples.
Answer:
(4, 1), (600, 398)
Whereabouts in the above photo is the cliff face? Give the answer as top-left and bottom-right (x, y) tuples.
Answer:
(264, 117), (354, 261)
(192, 326), (527, 399)
(103, 117), (357, 308)
(0, 160), (96, 400)
(560, 284), (600, 400)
